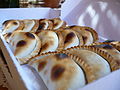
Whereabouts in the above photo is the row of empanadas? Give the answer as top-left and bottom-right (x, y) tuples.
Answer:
(28, 44), (120, 90)
(2, 18), (67, 34)
(4, 26), (98, 64)
(90, 40), (120, 68)
(1, 18), (120, 90)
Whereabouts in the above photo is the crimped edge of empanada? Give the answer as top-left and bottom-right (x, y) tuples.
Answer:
(81, 26), (99, 42)
(16, 20), (24, 31)
(70, 29), (84, 45)
(62, 45), (118, 71)
(28, 50), (94, 84)
(90, 42), (120, 51)
(31, 19), (39, 32)
(28, 51), (60, 65)
(55, 31), (64, 51)
(18, 33), (41, 64)
(50, 18), (67, 30)
(61, 52), (95, 83)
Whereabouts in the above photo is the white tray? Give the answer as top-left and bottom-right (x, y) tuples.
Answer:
(0, 0), (120, 90)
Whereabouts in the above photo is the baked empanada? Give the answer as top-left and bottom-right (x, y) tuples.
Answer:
(2, 20), (24, 34)
(29, 53), (86, 90)
(57, 30), (80, 49)
(63, 47), (111, 83)
(36, 30), (59, 54)
(50, 18), (67, 30)
(8, 31), (41, 64)
(21, 19), (39, 32)
(68, 26), (94, 45)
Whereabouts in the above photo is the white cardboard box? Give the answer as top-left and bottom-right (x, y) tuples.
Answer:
(0, 0), (120, 90)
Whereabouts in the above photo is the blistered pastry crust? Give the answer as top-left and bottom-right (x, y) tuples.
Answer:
(62, 45), (118, 71)
(62, 52), (95, 83)
(81, 26), (99, 42)
(90, 42), (120, 51)
(17, 33), (41, 64)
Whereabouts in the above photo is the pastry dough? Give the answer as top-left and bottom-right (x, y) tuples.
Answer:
(29, 53), (86, 90)
(57, 30), (80, 49)
(55, 30), (64, 51)
(2, 20), (24, 34)
(36, 30), (59, 54)
(91, 44), (120, 68)
(63, 48), (111, 83)
(81, 26), (98, 42)
(50, 18), (67, 30)
(68, 26), (94, 45)
(37, 19), (53, 31)
(8, 31), (41, 64)
(21, 19), (39, 32)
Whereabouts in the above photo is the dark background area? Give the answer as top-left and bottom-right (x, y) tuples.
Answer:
(0, 0), (19, 8)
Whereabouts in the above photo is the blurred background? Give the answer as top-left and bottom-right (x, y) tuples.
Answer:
(0, 0), (44, 8)
(0, 0), (64, 8)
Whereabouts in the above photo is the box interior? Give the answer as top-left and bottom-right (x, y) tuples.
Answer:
(61, 0), (120, 41)
(0, 0), (120, 89)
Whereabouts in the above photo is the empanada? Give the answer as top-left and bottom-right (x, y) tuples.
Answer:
(8, 31), (41, 64)
(50, 18), (67, 30)
(37, 19), (53, 31)
(36, 30), (59, 54)
(29, 53), (86, 90)
(57, 30), (80, 49)
(2, 20), (24, 34)
(63, 47), (111, 83)
(21, 19), (39, 32)
(68, 26), (94, 45)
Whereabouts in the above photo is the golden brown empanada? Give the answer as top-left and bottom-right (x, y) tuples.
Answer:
(62, 47), (111, 83)
(2, 20), (24, 34)
(67, 25), (94, 45)
(50, 18), (67, 30)
(29, 53), (86, 90)
(21, 19), (39, 32)
(36, 30), (59, 54)
(8, 31), (41, 64)
(57, 30), (80, 49)
(37, 19), (53, 31)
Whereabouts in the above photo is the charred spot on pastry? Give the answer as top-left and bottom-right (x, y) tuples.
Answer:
(16, 40), (26, 47)
(38, 23), (45, 30)
(69, 25), (77, 28)
(13, 22), (18, 25)
(54, 23), (59, 27)
(38, 61), (47, 71)
(39, 19), (45, 21)
(93, 44), (114, 49)
(50, 19), (54, 23)
(115, 60), (120, 66)
(55, 53), (68, 60)
(85, 28), (91, 32)
(41, 43), (49, 51)
(104, 40), (116, 43)
(64, 32), (75, 43)
(6, 33), (12, 37)
(3, 21), (8, 25)
(3, 21), (9, 25)
(25, 32), (35, 39)
(2, 20), (12, 25)
(82, 36), (88, 43)
(51, 64), (65, 81)
(35, 30), (41, 34)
